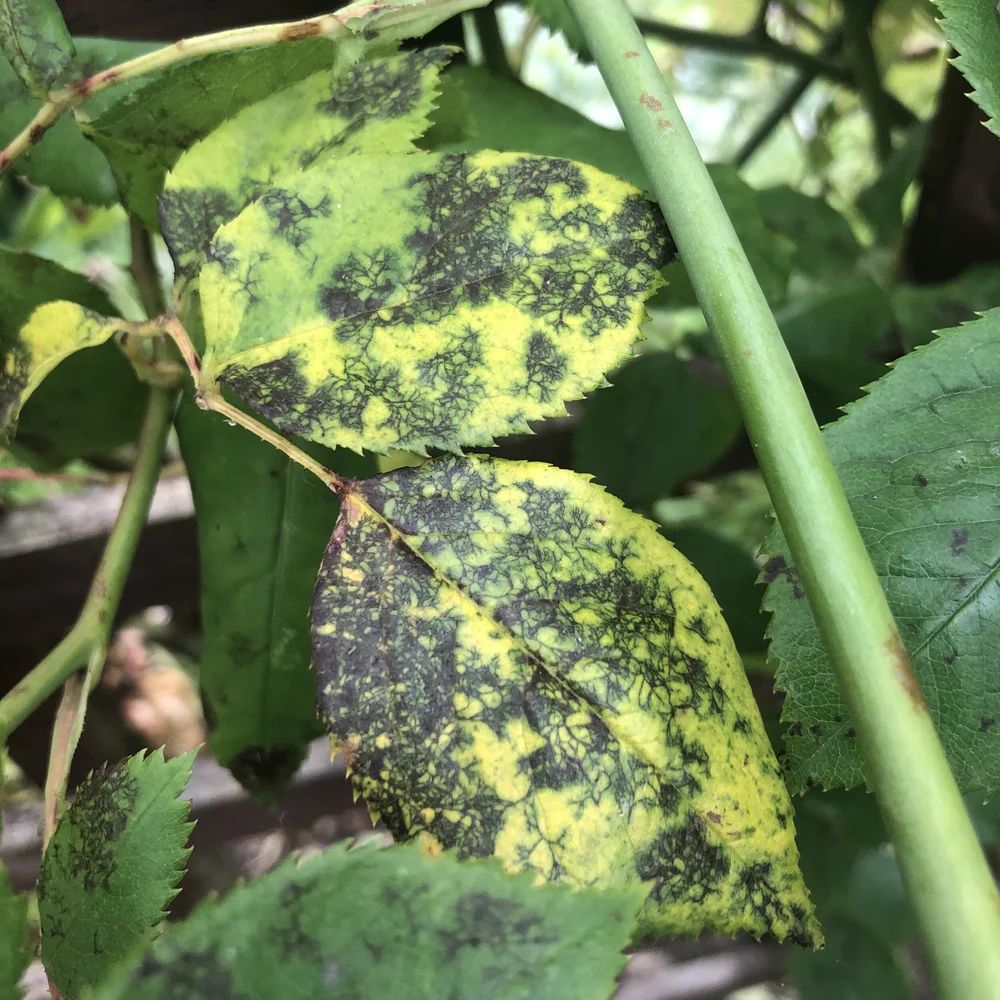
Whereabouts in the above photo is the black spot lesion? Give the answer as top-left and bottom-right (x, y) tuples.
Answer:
(761, 555), (804, 599)
(951, 527), (969, 556)
(261, 188), (332, 252)
(159, 188), (242, 281)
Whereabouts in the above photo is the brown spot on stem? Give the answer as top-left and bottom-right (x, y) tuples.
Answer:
(886, 633), (927, 712)
(279, 20), (322, 41)
(624, 50), (640, 58)
(640, 93), (663, 111)
(28, 122), (51, 144)
(657, 119), (673, 129)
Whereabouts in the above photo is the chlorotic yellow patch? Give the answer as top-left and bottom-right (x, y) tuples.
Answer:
(312, 454), (821, 945)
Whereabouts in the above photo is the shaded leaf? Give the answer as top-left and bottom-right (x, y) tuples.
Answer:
(84, 39), (347, 230)
(1, 298), (134, 441)
(0, 864), (29, 1000)
(0, 39), (156, 205)
(337, 0), (490, 44)
(0, 0), (73, 94)
(94, 841), (640, 1000)
(39, 748), (195, 998)
(892, 264), (1000, 352)
(765, 308), (1000, 794)
(0, 246), (145, 460)
(755, 186), (861, 278)
(857, 121), (929, 243)
(313, 454), (820, 943)
(573, 350), (741, 511)
(934, 0), (1000, 135)
(200, 150), (673, 455)
(530, 0), (591, 60)
(175, 387), (375, 799)
(161, 47), (453, 286)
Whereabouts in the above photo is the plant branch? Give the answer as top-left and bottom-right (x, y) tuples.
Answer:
(564, 2), (1000, 998)
(734, 28), (844, 167)
(473, 7), (512, 76)
(841, 0), (893, 164)
(0, 0), (490, 178)
(128, 215), (168, 318)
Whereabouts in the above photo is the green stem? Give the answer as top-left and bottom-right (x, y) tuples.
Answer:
(734, 28), (843, 167)
(473, 7), (512, 76)
(841, 0), (893, 164)
(565, 1), (1000, 997)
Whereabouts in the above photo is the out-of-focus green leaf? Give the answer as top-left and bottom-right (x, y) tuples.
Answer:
(573, 350), (742, 511)
(893, 265), (1000, 351)
(530, 0), (590, 59)
(857, 121), (929, 243)
(934, 0), (1000, 135)
(0, 0), (73, 94)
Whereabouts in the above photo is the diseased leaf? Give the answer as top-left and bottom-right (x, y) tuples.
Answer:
(766, 308), (1000, 794)
(0, 863), (29, 1000)
(1, 299), (134, 441)
(175, 388), (375, 799)
(934, 0), (1000, 135)
(161, 47), (454, 286)
(93, 841), (640, 1000)
(573, 350), (742, 511)
(313, 454), (820, 943)
(84, 40), (346, 230)
(0, 247), (145, 460)
(0, 39), (156, 204)
(530, 0), (591, 60)
(0, 0), (73, 94)
(200, 150), (673, 455)
(38, 748), (195, 999)
(338, 0), (489, 44)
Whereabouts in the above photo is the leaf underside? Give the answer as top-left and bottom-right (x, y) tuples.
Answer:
(313, 454), (819, 944)
(161, 47), (455, 286)
(93, 842), (640, 1000)
(766, 308), (1000, 795)
(199, 149), (673, 456)
(39, 748), (195, 999)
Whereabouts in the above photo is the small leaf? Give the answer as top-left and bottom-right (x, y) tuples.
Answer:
(200, 150), (673, 455)
(0, 39), (156, 204)
(93, 842), (640, 1000)
(161, 47), (454, 285)
(84, 40), (347, 230)
(313, 455), (820, 943)
(530, 0), (591, 60)
(0, 864), (29, 1000)
(573, 350), (742, 511)
(174, 388), (375, 799)
(0, 247), (145, 461)
(934, 0), (1000, 135)
(38, 748), (195, 999)
(765, 308), (1000, 795)
(0, 0), (73, 94)
(1, 300), (133, 441)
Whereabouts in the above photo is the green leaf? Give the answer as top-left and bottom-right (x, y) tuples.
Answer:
(38, 748), (195, 999)
(573, 350), (741, 511)
(84, 39), (347, 230)
(313, 454), (820, 944)
(0, 247), (145, 460)
(892, 264), (1000, 352)
(0, 0), (73, 94)
(200, 150), (673, 455)
(755, 186), (861, 279)
(160, 47), (454, 286)
(530, 0), (591, 60)
(1, 297), (135, 442)
(857, 121), (929, 243)
(93, 841), (640, 1000)
(934, 0), (1000, 136)
(174, 388), (375, 799)
(0, 863), (29, 1000)
(765, 308), (1000, 794)
(0, 39), (157, 205)
(774, 273), (894, 408)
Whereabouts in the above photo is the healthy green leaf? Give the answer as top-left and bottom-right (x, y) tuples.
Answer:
(84, 40), (347, 230)
(200, 150), (674, 455)
(93, 841), (640, 1000)
(160, 47), (454, 286)
(573, 349), (741, 511)
(174, 388), (375, 799)
(1, 298), (135, 442)
(0, 0), (73, 94)
(313, 454), (820, 943)
(857, 121), (929, 243)
(38, 748), (195, 999)
(934, 0), (1000, 135)
(0, 863), (29, 1000)
(765, 308), (1000, 794)
(0, 247), (145, 460)
(0, 39), (156, 204)
(893, 264), (1000, 352)
(755, 186), (861, 279)
(530, 0), (591, 59)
